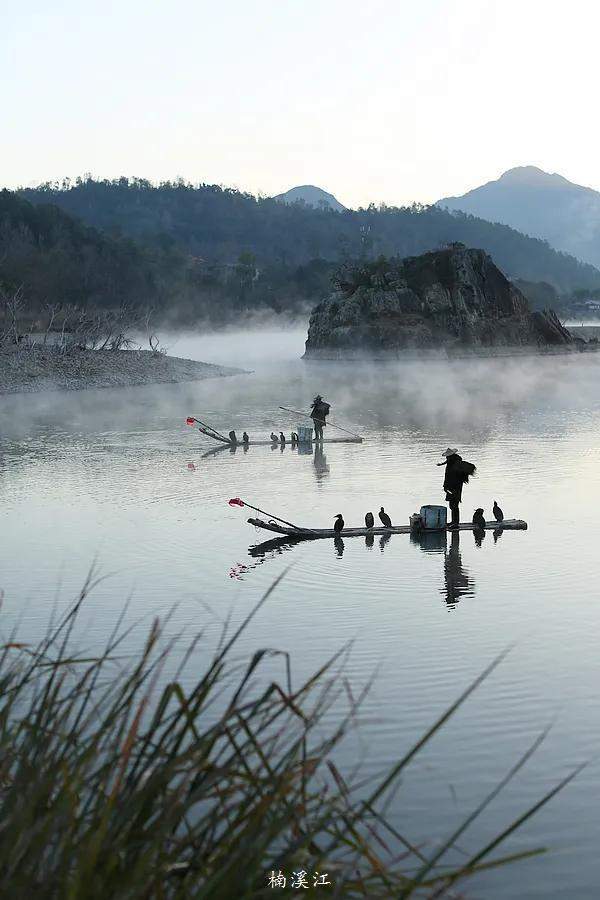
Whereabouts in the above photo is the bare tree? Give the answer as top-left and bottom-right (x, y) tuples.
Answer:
(0, 285), (26, 346)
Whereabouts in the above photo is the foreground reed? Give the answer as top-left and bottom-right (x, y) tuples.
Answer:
(0, 574), (580, 898)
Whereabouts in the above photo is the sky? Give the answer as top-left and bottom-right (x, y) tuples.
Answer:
(3, 0), (600, 207)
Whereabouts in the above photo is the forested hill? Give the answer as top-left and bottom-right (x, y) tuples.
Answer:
(20, 178), (600, 294)
(0, 189), (186, 311)
(0, 189), (335, 321)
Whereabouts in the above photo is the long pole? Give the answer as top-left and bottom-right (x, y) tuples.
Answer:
(229, 498), (315, 532)
(187, 417), (231, 444)
(278, 406), (362, 440)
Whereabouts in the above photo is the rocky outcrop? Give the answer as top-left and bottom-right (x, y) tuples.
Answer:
(304, 246), (576, 358)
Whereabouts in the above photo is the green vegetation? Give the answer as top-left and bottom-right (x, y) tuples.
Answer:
(0, 574), (581, 897)
(3, 177), (600, 326)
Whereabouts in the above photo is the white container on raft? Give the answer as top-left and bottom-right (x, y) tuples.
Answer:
(297, 425), (313, 443)
(420, 505), (447, 530)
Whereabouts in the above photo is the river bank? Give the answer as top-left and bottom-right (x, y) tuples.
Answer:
(0, 346), (245, 395)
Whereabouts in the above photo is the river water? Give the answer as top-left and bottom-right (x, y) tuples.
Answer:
(1, 329), (600, 898)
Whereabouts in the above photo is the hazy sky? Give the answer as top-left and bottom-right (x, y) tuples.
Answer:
(3, 0), (600, 207)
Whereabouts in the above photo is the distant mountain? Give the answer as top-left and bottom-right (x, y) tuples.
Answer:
(273, 185), (346, 212)
(438, 166), (600, 268)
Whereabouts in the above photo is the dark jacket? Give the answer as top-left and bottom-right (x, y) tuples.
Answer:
(310, 400), (330, 423)
(443, 454), (476, 503)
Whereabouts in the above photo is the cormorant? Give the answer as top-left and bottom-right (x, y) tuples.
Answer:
(291, 432), (298, 445)
(242, 431), (249, 445)
(228, 430), (237, 444)
(365, 512), (374, 529)
(334, 514), (344, 533)
(379, 507), (392, 528)
(279, 431), (286, 445)
(493, 501), (504, 522)
(472, 508), (486, 528)
(270, 432), (278, 442)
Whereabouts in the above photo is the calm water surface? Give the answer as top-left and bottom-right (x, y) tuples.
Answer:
(1, 329), (600, 898)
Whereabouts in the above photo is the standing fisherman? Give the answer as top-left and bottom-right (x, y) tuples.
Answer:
(438, 448), (477, 528)
(310, 395), (330, 442)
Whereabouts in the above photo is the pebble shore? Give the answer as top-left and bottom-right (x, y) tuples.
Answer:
(0, 347), (245, 395)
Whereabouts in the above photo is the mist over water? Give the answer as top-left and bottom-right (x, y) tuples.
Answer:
(2, 328), (600, 897)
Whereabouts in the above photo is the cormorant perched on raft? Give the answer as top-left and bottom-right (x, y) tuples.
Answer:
(334, 514), (344, 533)
(270, 432), (278, 442)
(279, 432), (286, 446)
(242, 432), (249, 445)
(365, 512), (374, 529)
(493, 501), (504, 522)
(228, 430), (238, 444)
(291, 432), (298, 445)
(472, 508), (486, 528)
(379, 507), (392, 528)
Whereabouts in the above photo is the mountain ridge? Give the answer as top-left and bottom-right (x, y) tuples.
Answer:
(438, 166), (600, 267)
(273, 184), (346, 211)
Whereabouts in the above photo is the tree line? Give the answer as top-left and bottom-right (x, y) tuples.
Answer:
(2, 177), (600, 326)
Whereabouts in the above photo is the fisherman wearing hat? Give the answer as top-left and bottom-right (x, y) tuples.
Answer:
(310, 394), (331, 442)
(438, 448), (477, 528)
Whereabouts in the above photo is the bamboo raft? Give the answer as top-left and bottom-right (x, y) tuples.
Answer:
(247, 517), (527, 539)
(228, 437), (361, 446)
(186, 417), (362, 446)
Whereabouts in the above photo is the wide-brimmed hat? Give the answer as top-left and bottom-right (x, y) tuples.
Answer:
(442, 447), (458, 457)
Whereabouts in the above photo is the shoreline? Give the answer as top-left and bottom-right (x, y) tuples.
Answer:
(0, 347), (247, 396)
(303, 336), (600, 362)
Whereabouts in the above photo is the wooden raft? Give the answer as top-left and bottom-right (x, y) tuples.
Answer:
(247, 517), (528, 540)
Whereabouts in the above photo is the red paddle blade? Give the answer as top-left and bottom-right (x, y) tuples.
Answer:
(228, 498), (245, 507)
(186, 417), (195, 425)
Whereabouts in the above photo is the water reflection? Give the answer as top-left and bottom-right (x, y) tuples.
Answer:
(410, 530), (447, 554)
(365, 533), (374, 550)
(442, 531), (473, 608)
(333, 536), (345, 558)
(493, 527), (503, 544)
(313, 444), (330, 481)
(473, 526), (486, 548)
(379, 532), (392, 552)
(411, 529), (474, 608)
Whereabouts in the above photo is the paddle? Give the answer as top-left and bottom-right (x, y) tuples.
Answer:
(278, 406), (362, 440)
(228, 498), (311, 532)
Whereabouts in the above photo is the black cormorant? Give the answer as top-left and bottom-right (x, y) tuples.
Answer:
(334, 514), (344, 533)
(228, 430), (237, 444)
(472, 508), (485, 528)
(270, 432), (278, 442)
(365, 512), (374, 529)
(279, 431), (286, 445)
(379, 507), (392, 528)
(493, 501), (504, 522)
(242, 432), (249, 445)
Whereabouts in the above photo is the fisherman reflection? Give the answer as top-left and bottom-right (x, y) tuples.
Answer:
(333, 536), (345, 558)
(313, 443), (330, 481)
(442, 530), (473, 608)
